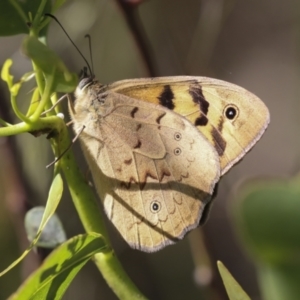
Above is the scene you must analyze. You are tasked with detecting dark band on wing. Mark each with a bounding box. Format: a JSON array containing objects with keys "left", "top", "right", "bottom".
[
  {"left": 189, "top": 84, "right": 209, "bottom": 114},
  {"left": 211, "top": 127, "right": 226, "bottom": 156},
  {"left": 158, "top": 85, "right": 175, "bottom": 110},
  {"left": 195, "top": 115, "right": 208, "bottom": 126},
  {"left": 217, "top": 116, "right": 224, "bottom": 132},
  {"left": 189, "top": 83, "right": 209, "bottom": 126}
]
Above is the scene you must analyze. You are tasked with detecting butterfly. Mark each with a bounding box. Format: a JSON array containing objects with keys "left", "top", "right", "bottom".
[{"left": 69, "top": 76, "right": 270, "bottom": 252}]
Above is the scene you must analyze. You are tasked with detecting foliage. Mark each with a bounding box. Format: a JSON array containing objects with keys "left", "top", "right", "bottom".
[{"left": 9, "top": 233, "right": 106, "bottom": 300}]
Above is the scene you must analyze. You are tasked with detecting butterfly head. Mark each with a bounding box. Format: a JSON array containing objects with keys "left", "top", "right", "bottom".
[{"left": 71, "top": 75, "right": 115, "bottom": 124}]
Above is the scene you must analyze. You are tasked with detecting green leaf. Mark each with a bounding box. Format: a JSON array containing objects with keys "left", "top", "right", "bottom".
[
  {"left": 0, "top": 0, "right": 52, "bottom": 36},
  {"left": 9, "top": 233, "right": 106, "bottom": 300},
  {"left": 1, "top": 59, "right": 14, "bottom": 88},
  {"left": 22, "top": 36, "right": 78, "bottom": 93},
  {"left": 232, "top": 177, "right": 300, "bottom": 265},
  {"left": 25, "top": 206, "right": 67, "bottom": 248},
  {"left": 231, "top": 177, "right": 300, "bottom": 300},
  {"left": 2, "top": 59, "right": 34, "bottom": 122},
  {"left": 2, "top": 59, "right": 35, "bottom": 97},
  {"left": 217, "top": 261, "right": 251, "bottom": 300},
  {"left": 0, "top": 173, "right": 63, "bottom": 277},
  {"left": 257, "top": 263, "right": 300, "bottom": 300}
]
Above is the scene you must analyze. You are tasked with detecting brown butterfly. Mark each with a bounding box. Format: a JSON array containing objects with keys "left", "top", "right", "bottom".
[{"left": 69, "top": 76, "right": 269, "bottom": 252}]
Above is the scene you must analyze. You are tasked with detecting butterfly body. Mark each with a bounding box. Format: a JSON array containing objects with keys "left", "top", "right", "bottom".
[{"left": 70, "top": 76, "right": 269, "bottom": 252}]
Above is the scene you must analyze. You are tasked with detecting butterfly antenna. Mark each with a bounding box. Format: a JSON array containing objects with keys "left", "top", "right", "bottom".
[
  {"left": 84, "top": 34, "right": 94, "bottom": 76},
  {"left": 44, "top": 13, "right": 93, "bottom": 77},
  {"left": 41, "top": 94, "right": 68, "bottom": 116}
]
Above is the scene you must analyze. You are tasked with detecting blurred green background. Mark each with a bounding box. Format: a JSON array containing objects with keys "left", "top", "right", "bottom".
[{"left": 0, "top": 0, "right": 298, "bottom": 299}]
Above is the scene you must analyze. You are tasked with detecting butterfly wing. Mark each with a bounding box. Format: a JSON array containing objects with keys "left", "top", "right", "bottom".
[
  {"left": 71, "top": 87, "right": 220, "bottom": 252},
  {"left": 105, "top": 76, "right": 270, "bottom": 175}
]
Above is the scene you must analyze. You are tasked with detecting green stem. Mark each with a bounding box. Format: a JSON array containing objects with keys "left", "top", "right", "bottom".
[
  {"left": 38, "top": 14, "right": 51, "bottom": 33},
  {"left": 31, "top": 71, "right": 55, "bottom": 121},
  {"left": 32, "top": 0, "right": 48, "bottom": 29},
  {"left": 94, "top": 251, "right": 147, "bottom": 300},
  {"left": 10, "top": 93, "right": 30, "bottom": 123},
  {"left": 50, "top": 93, "right": 60, "bottom": 115},
  {"left": 0, "top": 115, "right": 63, "bottom": 137}
]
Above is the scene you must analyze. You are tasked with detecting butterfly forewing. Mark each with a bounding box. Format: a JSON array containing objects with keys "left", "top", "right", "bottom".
[{"left": 105, "top": 76, "right": 270, "bottom": 175}]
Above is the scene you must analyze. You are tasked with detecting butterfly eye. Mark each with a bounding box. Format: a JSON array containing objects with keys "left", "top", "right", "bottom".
[
  {"left": 174, "top": 148, "right": 181, "bottom": 155},
  {"left": 150, "top": 201, "right": 161, "bottom": 213},
  {"left": 174, "top": 132, "right": 182, "bottom": 141},
  {"left": 224, "top": 105, "right": 239, "bottom": 121}
]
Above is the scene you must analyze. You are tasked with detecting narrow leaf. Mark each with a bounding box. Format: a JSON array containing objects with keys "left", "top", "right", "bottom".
[
  {"left": 0, "top": 173, "right": 63, "bottom": 276},
  {"left": 217, "top": 261, "right": 251, "bottom": 300},
  {"left": 9, "top": 233, "right": 106, "bottom": 300},
  {"left": 1, "top": 59, "right": 14, "bottom": 88}
]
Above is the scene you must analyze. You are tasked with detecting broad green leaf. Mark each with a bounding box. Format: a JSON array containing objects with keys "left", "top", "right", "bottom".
[
  {"left": 217, "top": 261, "right": 251, "bottom": 300},
  {"left": 0, "top": 0, "right": 52, "bottom": 36},
  {"left": 9, "top": 233, "right": 106, "bottom": 300},
  {"left": 257, "top": 263, "right": 300, "bottom": 300},
  {"left": 231, "top": 177, "right": 300, "bottom": 300},
  {"left": 232, "top": 177, "right": 300, "bottom": 265},
  {"left": 25, "top": 206, "right": 67, "bottom": 248},
  {"left": 22, "top": 36, "right": 78, "bottom": 93},
  {"left": 0, "top": 173, "right": 63, "bottom": 276}
]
